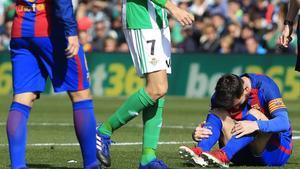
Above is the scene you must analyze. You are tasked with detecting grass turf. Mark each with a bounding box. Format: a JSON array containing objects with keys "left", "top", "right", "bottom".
[{"left": 0, "top": 95, "right": 299, "bottom": 169}]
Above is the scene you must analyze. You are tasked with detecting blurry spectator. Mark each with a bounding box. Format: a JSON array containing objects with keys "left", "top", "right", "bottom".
[
  {"left": 118, "top": 42, "right": 129, "bottom": 53},
  {"left": 189, "top": 0, "right": 208, "bottom": 16},
  {"left": 207, "top": 0, "right": 228, "bottom": 17},
  {"left": 240, "top": 0, "right": 253, "bottom": 13},
  {"left": 79, "top": 30, "right": 93, "bottom": 52},
  {"left": 199, "top": 24, "right": 220, "bottom": 52},
  {"left": 251, "top": 13, "right": 268, "bottom": 39},
  {"left": 77, "top": 17, "right": 93, "bottom": 52},
  {"left": 241, "top": 12, "right": 251, "bottom": 26},
  {"left": 219, "top": 35, "right": 234, "bottom": 54},
  {"left": 111, "top": 14, "right": 125, "bottom": 44},
  {"left": 104, "top": 37, "right": 117, "bottom": 53},
  {"left": 0, "top": 19, "right": 12, "bottom": 51},
  {"left": 178, "top": 26, "right": 198, "bottom": 52},
  {"left": 92, "top": 20, "right": 108, "bottom": 52},
  {"left": 263, "top": 24, "right": 281, "bottom": 53},
  {"left": 245, "top": 36, "right": 267, "bottom": 55},
  {"left": 227, "top": 22, "right": 241, "bottom": 39},
  {"left": 211, "top": 13, "right": 226, "bottom": 37},
  {"left": 77, "top": 0, "right": 110, "bottom": 23},
  {"left": 241, "top": 25, "right": 255, "bottom": 40},
  {"left": 170, "top": 18, "right": 184, "bottom": 47},
  {"left": 227, "top": 0, "right": 243, "bottom": 23}
]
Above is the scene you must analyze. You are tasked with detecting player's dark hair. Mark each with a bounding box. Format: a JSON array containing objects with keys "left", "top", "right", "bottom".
[{"left": 214, "top": 74, "right": 244, "bottom": 110}]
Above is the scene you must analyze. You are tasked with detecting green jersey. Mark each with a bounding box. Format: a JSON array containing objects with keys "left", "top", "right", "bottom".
[{"left": 122, "top": 0, "right": 169, "bottom": 29}]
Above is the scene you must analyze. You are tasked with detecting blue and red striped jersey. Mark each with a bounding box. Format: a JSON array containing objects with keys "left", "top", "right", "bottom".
[
  {"left": 211, "top": 73, "right": 287, "bottom": 120},
  {"left": 12, "top": 0, "right": 77, "bottom": 38}
]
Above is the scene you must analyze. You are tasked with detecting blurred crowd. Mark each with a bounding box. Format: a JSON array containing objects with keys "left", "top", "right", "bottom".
[{"left": 0, "top": 0, "right": 297, "bottom": 54}]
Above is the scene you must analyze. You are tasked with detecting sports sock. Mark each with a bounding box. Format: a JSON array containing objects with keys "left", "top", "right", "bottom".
[
  {"left": 197, "top": 113, "right": 222, "bottom": 151},
  {"left": 6, "top": 102, "right": 31, "bottom": 169},
  {"left": 141, "top": 148, "right": 156, "bottom": 165},
  {"left": 72, "top": 100, "right": 98, "bottom": 168},
  {"left": 141, "top": 98, "right": 165, "bottom": 165},
  {"left": 222, "top": 114, "right": 258, "bottom": 160},
  {"left": 99, "top": 88, "right": 155, "bottom": 136}
]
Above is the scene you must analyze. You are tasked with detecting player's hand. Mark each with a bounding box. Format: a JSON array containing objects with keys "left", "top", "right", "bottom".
[
  {"left": 231, "top": 120, "right": 259, "bottom": 138},
  {"left": 192, "top": 121, "right": 212, "bottom": 142},
  {"left": 66, "top": 36, "right": 80, "bottom": 58},
  {"left": 279, "top": 24, "right": 293, "bottom": 48},
  {"left": 165, "top": 1, "right": 194, "bottom": 26}
]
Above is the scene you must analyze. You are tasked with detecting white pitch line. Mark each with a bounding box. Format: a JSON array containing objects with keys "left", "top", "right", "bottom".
[
  {"left": 1, "top": 122, "right": 300, "bottom": 133},
  {"left": 0, "top": 137, "right": 300, "bottom": 147},
  {"left": 0, "top": 141, "right": 195, "bottom": 147},
  {"left": 1, "top": 137, "right": 300, "bottom": 147}
]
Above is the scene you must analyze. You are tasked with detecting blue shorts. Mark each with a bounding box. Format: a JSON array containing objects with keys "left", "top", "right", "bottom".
[
  {"left": 231, "top": 131, "right": 292, "bottom": 166},
  {"left": 10, "top": 37, "right": 90, "bottom": 94}
]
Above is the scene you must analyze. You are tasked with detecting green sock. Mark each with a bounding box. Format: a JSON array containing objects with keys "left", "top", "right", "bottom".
[
  {"left": 141, "top": 98, "right": 165, "bottom": 165},
  {"left": 99, "top": 88, "right": 155, "bottom": 136},
  {"left": 141, "top": 148, "right": 156, "bottom": 165}
]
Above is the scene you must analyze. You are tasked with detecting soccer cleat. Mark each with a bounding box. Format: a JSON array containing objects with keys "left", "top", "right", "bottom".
[
  {"left": 201, "top": 149, "right": 230, "bottom": 168},
  {"left": 139, "top": 159, "right": 168, "bottom": 169},
  {"left": 178, "top": 146, "right": 207, "bottom": 167},
  {"left": 96, "top": 126, "right": 112, "bottom": 167}
]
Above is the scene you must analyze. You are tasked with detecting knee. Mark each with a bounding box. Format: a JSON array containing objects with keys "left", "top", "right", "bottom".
[
  {"left": 13, "top": 92, "right": 38, "bottom": 106},
  {"left": 69, "top": 89, "right": 92, "bottom": 102},
  {"left": 146, "top": 84, "right": 168, "bottom": 100}
]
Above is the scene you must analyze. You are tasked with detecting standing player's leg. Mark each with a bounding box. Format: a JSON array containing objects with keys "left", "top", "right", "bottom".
[
  {"left": 140, "top": 70, "right": 168, "bottom": 168},
  {"left": 61, "top": 47, "right": 99, "bottom": 169},
  {"left": 7, "top": 38, "right": 47, "bottom": 169},
  {"left": 68, "top": 89, "right": 99, "bottom": 169},
  {"left": 34, "top": 37, "right": 99, "bottom": 169},
  {"left": 133, "top": 28, "right": 170, "bottom": 169},
  {"left": 96, "top": 28, "right": 170, "bottom": 168}
]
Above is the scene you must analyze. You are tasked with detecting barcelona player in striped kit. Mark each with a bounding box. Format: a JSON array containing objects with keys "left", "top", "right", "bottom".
[
  {"left": 7, "top": 0, "right": 100, "bottom": 168},
  {"left": 179, "top": 74, "right": 292, "bottom": 167}
]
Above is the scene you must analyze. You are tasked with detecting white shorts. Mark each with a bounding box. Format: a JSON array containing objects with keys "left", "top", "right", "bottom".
[{"left": 123, "top": 27, "right": 171, "bottom": 77}]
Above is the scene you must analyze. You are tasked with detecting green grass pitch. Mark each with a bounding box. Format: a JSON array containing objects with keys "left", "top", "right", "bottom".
[{"left": 0, "top": 95, "right": 299, "bottom": 169}]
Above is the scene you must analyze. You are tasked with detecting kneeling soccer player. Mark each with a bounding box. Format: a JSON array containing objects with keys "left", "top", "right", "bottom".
[{"left": 179, "top": 73, "right": 292, "bottom": 167}]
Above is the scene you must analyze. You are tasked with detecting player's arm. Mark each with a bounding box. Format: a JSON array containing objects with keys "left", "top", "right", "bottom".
[
  {"left": 279, "top": 0, "right": 300, "bottom": 47},
  {"left": 232, "top": 107, "right": 289, "bottom": 138},
  {"left": 257, "top": 76, "right": 290, "bottom": 132},
  {"left": 152, "top": 0, "right": 194, "bottom": 26},
  {"left": 256, "top": 108, "right": 289, "bottom": 133},
  {"left": 286, "top": 0, "right": 300, "bottom": 23},
  {"left": 53, "top": 0, "right": 79, "bottom": 57}
]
